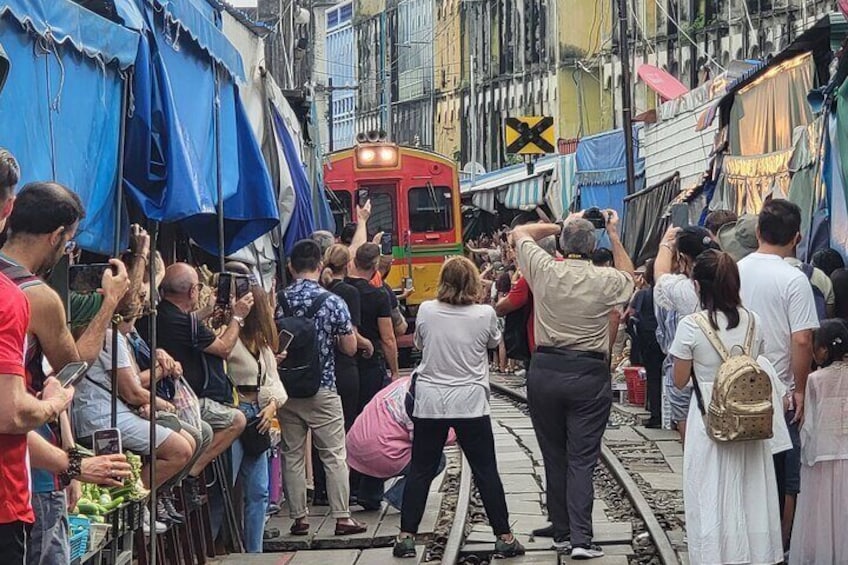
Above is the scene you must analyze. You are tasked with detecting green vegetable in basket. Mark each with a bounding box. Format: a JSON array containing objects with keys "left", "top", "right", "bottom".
[
  {"left": 98, "top": 493, "right": 111, "bottom": 506},
  {"left": 103, "top": 496, "right": 124, "bottom": 511},
  {"left": 76, "top": 502, "right": 101, "bottom": 516}
]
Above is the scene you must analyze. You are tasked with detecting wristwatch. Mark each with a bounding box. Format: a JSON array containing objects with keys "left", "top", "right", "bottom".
[
  {"left": 58, "top": 447, "right": 83, "bottom": 489},
  {"left": 233, "top": 315, "right": 245, "bottom": 327}
]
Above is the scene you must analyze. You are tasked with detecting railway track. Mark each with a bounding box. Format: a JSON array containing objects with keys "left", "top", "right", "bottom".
[{"left": 452, "top": 376, "right": 682, "bottom": 565}]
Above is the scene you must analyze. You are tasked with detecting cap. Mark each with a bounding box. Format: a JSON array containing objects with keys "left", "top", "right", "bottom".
[{"left": 716, "top": 214, "right": 759, "bottom": 261}]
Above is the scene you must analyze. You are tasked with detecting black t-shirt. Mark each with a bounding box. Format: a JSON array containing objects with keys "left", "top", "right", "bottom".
[
  {"left": 381, "top": 282, "right": 399, "bottom": 310},
  {"left": 346, "top": 277, "right": 391, "bottom": 367},
  {"left": 327, "top": 279, "right": 360, "bottom": 374},
  {"left": 156, "top": 300, "right": 233, "bottom": 405}
]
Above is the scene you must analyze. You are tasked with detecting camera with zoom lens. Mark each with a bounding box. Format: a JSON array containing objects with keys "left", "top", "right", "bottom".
[{"left": 582, "top": 207, "right": 607, "bottom": 230}]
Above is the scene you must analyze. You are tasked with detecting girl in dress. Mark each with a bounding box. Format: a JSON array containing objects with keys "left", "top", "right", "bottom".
[
  {"left": 790, "top": 319, "right": 848, "bottom": 564},
  {"left": 669, "top": 250, "right": 783, "bottom": 565}
]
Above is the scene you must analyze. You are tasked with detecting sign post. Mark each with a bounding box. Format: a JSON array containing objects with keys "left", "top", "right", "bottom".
[{"left": 504, "top": 116, "right": 556, "bottom": 175}]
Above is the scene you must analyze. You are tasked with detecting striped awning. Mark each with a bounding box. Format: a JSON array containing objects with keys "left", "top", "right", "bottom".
[
  {"left": 504, "top": 177, "right": 545, "bottom": 211},
  {"left": 471, "top": 190, "right": 497, "bottom": 214}
]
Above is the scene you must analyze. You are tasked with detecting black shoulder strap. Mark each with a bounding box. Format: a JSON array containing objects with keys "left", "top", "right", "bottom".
[
  {"left": 690, "top": 367, "right": 707, "bottom": 416},
  {"left": 278, "top": 290, "right": 292, "bottom": 317},
  {"left": 306, "top": 292, "right": 331, "bottom": 319}
]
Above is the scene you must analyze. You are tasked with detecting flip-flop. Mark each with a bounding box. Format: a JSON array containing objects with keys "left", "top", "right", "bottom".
[
  {"left": 290, "top": 521, "right": 310, "bottom": 536},
  {"left": 335, "top": 519, "right": 367, "bottom": 536}
]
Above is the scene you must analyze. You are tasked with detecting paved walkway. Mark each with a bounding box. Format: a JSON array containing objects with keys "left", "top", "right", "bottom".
[{"left": 224, "top": 374, "right": 686, "bottom": 564}]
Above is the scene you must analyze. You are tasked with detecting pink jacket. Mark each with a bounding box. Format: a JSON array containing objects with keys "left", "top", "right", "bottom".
[{"left": 346, "top": 377, "right": 456, "bottom": 478}]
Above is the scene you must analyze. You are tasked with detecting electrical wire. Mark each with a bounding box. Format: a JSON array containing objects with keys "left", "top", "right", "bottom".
[{"left": 652, "top": 0, "right": 726, "bottom": 72}]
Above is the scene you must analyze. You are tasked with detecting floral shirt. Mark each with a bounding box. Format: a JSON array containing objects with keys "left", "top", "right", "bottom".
[{"left": 281, "top": 279, "right": 353, "bottom": 390}]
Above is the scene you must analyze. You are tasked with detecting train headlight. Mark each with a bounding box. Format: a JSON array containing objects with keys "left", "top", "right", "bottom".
[{"left": 356, "top": 144, "right": 399, "bottom": 168}]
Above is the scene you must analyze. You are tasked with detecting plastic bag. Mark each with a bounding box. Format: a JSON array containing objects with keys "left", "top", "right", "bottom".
[{"left": 172, "top": 379, "right": 202, "bottom": 431}]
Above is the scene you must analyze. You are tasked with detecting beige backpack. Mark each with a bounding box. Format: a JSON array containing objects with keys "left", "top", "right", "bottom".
[{"left": 691, "top": 311, "right": 773, "bottom": 442}]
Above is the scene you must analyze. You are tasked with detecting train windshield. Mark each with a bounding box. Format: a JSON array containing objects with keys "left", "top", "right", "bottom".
[
  {"left": 361, "top": 184, "right": 397, "bottom": 243},
  {"left": 409, "top": 185, "right": 452, "bottom": 232},
  {"left": 329, "top": 190, "right": 352, "bottom": 236}
]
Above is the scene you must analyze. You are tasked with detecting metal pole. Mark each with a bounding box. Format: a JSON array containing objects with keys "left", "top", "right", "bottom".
[
  {"left": 147, "top": 221, "right": 159, "bottom": 565},
  {"left": 382, "top": 10, "right": 392, "bottom": 140},
  {"left": 215, "top": 66, "right": 225, "bottom": 270},
  {"left": 469, "top": 2, "right": 477, "bottom": 185},
  {"left": 617, "top": 0, "right": 636, "bottom": 196},
  {"left": 110, "top": 75, "right": 129, "bottom": 428},
  {"left": 328, "top": 77, "right": 334, "bottom": 152}
]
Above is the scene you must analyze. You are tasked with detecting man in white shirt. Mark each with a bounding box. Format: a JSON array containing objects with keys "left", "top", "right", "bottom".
[{"left": 736, "top": 199, "right": 818, "bottom": 551}]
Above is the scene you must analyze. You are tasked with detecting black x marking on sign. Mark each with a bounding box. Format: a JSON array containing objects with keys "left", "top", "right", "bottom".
[{"left": 505, "top": 116, "right": 555, "bottom": 153}]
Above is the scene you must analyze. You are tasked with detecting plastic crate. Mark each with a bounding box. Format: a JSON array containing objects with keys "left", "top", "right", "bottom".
[
  {"left": 624, "top": 366, "right": 647, "bottom": 406},
  {"left": 69, "top": 516, "right": 90, "bottom": 561},
  {"left": 126, "top": 500, "right": 143, "bottom": 531}
]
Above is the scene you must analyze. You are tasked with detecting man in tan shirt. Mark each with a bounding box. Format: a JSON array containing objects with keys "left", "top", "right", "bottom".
[{"left": 511, "top": 211, "right": 634, "bottom": 559}]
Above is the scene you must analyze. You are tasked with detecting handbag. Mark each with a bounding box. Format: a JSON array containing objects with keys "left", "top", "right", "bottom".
[{"left": 239, "top": 349, "right": 272, "bottom": 456}]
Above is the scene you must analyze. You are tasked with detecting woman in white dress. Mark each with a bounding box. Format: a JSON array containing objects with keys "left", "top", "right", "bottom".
[
  {"left": 790, "top": 319, "right": 848, "bottom": 564},
  {"left": 669, "top": 249, "right": 783, "bottom": 565}
]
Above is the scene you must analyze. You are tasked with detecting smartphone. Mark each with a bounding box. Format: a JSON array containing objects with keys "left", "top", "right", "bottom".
[
  {"left": 56, "top": 361, "right": 89, "bottom": 388},
  {"left": 216, "top": 273, "right": 233, "bottom": 307},
  {"left": 357, "top": 188, "right": 370, "bottom": 207},
  {"left": 670, "top": 203, "right": 690, "bottom": 229},
  {"left": 93, "top": 428, "right": 122, "bottom": 456},
  {"left": 278, "top": 330, "right": 294, "bottom": 353},
  {"left": 68, "top": 264, "right": 113, "bottom": 294},
  {"left": 234, "top": 275, "right": 252, "bottom": 299},
  {"left": 380, "top": 232, "right": 393, "bottom": 255},
  {"left": 404, "top": 277, "right": 414, "bottom": 291}
]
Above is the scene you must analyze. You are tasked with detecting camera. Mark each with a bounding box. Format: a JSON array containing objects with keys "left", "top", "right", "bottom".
[{"left": 583, "top": 207, "right": 607, "bottom": 230}]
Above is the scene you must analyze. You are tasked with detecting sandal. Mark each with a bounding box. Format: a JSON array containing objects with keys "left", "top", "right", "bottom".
[
  {"left": 335, "top": 519, "right": 367, "bottom": 536},
  {"left": 290, "top": 521, "right": 310, "bottom": 536}
]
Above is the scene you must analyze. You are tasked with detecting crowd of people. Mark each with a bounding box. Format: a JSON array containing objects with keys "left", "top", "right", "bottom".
[{"left": 3, "top": 133, "right": 848, "bottom": 565}]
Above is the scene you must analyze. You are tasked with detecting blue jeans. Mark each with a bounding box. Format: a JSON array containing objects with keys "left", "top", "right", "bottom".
[
  {"left": 28, "top": 491, "right": 69, "bottom": 565},
  {"left": 359, "top": 454, "right": 446, "bottom": 511},
  {"left": 232, "top": 402, "right": 270, "bottom": 553}
]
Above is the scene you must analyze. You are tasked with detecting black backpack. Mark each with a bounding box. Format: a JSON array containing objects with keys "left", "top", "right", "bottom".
[
  {"left": 503, "top": 304, "right": 532, "bottom": 362},
  {"left": 276, "top": 291, "right": 332, "bottom": 398}
]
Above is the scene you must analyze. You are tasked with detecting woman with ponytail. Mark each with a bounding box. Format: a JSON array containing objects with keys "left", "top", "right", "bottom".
[{"left": 669, "top": 250, "right": 784, "bottom": 565}]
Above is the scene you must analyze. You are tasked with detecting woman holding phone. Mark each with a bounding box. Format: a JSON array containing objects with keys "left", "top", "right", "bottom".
[{"left": 226, "top": 266, "right": 288, "bottom": 552}]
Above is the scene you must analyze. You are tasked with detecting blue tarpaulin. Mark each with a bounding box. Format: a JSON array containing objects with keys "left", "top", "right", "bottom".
[
  {"left": 275, "top": 108, "right": 315, "bottom": 253},
  {"left": 0, "top": 1, "right": 140, "bottom": 254},
  {"left": 123, "top": 0, "right": 278, "bottom": 256},
  {"left": 575, "top": 128, "right": 645, "bottom": 218}
]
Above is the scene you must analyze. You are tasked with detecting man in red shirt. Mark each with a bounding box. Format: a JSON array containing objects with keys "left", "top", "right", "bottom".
[
  {"left": 0, "top": 150, "right": 74, "bottom": 564},
  {"left": 495, "top": 235, "right": 558, "bottom": 353}
]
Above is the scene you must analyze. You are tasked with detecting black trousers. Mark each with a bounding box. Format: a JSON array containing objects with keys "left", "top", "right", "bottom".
[
  {"left": 357, "top": 359, "right": 387, "bottom": 414},
  {"left": 527, "top": 349, "right": 612, "bottom": 546},
  {"left": 400, "top": 416, "right": 510, "bottom": 536},
  {"left": 641, "top": 339, "right": 664, "bottom": 424},
  {"left": 0, "top": 521, "right": 29, "bottom": 565},
  {"left": 314, "top": 365, "right": 360, "bottom": 498}
]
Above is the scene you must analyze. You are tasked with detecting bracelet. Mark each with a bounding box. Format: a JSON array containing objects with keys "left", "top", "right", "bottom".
[
  {"left": 58, "top": 447, "right": 83, "bottom": 489},
  {"left": 660, "top": 243, "right": 674, "bottom": 251},
  {"left": 232, "top": 315, "right": 245, "bottom": 327}
]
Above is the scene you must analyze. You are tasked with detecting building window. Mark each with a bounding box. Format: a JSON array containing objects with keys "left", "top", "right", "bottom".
[{"left": 408, "top": 186, "right": 453, "bottom": 232}]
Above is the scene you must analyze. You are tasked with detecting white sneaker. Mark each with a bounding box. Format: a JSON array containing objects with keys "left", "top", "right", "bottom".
[
  {"left": 570, "top": 544, "right": 605, "bottom": 559},
  {"left": 142, "top": 506, "right": 168, "bottom": 535}
]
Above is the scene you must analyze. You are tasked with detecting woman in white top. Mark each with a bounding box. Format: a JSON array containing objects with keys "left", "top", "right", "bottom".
[
  {"left": 669, "top": 249, "right": 783, "bottom": 565},
  {"left": 393, "top": 256, "right": 524, "bottom": 559}
]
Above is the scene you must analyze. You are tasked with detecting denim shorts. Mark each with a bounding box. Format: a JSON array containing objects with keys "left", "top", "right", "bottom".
[
  {"left": 28, "top": 491, "right": 69, "bottom": 565},
  {"left": 783, "top": 410, "right": 801, "bottom": 495}
]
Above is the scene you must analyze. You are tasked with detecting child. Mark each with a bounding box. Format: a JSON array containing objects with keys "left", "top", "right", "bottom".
[{"left": 789, "top": 319, "right": 848, "bottom": 564}]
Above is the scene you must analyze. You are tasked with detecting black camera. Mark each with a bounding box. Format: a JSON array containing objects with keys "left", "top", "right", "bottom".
[{"left": 583, "top": 207, "right": 607, "bottom": 230}]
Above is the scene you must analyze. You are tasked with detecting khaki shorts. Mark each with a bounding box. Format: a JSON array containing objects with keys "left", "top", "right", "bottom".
[{"left": 199, "top": 398, "right": 240, "bottom": 430}]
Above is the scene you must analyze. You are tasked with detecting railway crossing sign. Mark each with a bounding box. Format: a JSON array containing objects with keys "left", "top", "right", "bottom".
[{"left": 505, "top": 116, "right": 556, "bottom": 155}]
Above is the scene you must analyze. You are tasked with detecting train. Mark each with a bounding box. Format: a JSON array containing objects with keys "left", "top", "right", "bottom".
[{"left": 324, "top": 136, "right": 463, "bottom": 312}]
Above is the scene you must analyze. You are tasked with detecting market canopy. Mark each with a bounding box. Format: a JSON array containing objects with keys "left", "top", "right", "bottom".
[
  {"left": 122, "top": 0, "right": 278, "bottom": 256},
  {"left": 0, "top": 0, "right": 141, "bottom": 254}
]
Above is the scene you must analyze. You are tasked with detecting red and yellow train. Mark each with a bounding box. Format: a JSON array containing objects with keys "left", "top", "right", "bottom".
[{"left": 324, "top": 140, "right": 463, "bottom": 308}]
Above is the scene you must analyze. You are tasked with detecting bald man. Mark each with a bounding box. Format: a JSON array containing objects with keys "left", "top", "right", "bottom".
[{"left": 157, "top": 263, "right": 252, "bottom": 483}]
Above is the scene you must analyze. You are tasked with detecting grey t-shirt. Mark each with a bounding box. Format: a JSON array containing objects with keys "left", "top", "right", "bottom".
[{"left": 412, "top": 300, "right": 501, "bottom": 419}]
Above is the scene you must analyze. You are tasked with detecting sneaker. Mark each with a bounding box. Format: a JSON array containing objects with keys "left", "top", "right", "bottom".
[
  {"left": 161, "top": 497, "right": 185, "bottom": 523},
  {"left": 571, "top": 543, "right": 605, "bottom": 559},
  {"left": 552, "top": 536, "right": 571, "bottom": 552},
  {"left": 142, "top": 506, "right": 167, "bottom": 535},
  {"left": 531, "top": 524, "right": 555, "bottom": 538},
  {"left": 182, "top": 476, "right": 202, "bottom": 508},
  {"left": 392, "top": 535, "right": 416, "bottom": 558},
  {"left": 494, "top": 536, "right": 526, "bottom": 558}
]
